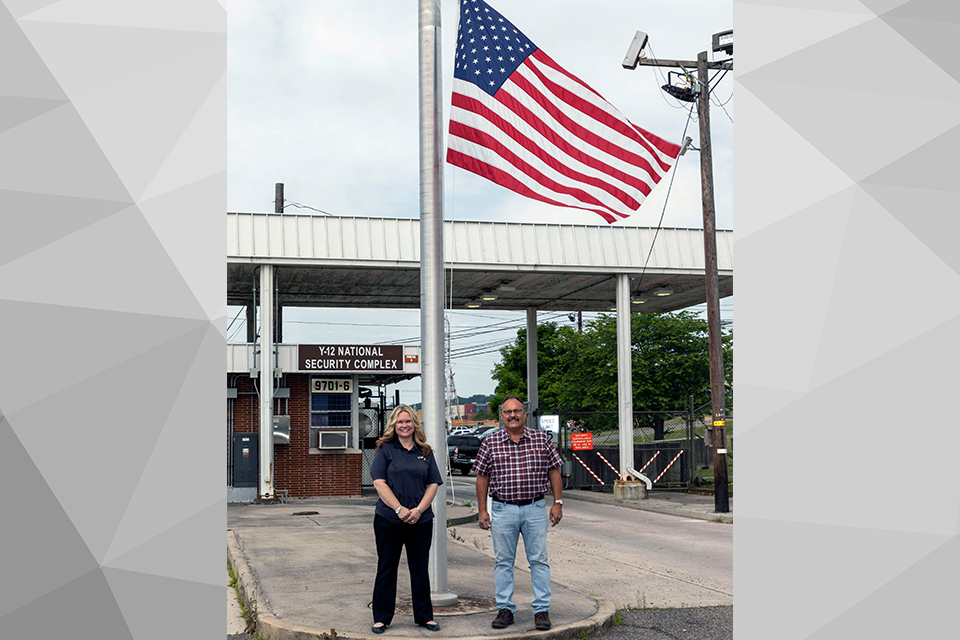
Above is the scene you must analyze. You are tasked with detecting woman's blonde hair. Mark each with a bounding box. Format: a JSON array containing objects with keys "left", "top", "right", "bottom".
[{"left": 376, "top": 404, "right": 433, "bottom": 456}]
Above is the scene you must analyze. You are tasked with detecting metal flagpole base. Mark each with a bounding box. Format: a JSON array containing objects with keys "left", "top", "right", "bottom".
[{"left": 431, "top": 592, "right": 459, "bottom": 607}]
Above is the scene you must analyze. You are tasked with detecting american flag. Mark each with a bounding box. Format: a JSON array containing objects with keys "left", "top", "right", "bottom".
[{"left": 446, "top": 0, "right": 682, "bottom": 224}]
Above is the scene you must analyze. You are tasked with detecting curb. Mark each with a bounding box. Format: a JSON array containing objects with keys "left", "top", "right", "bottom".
[
  {"left": 227, "top": 530, "right": 271, "bottom": 636},
  {"left": 345, "top": 598, "right": 619, "bottom": 640},
  {"left": 561, "top": 492, "right": 733, "bottom": 524},
  {"left": 447, "top": 511, "right": 480, "bottom": 527}
]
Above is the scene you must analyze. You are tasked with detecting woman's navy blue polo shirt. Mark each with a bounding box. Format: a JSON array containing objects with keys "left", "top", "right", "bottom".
[{"left": 371, "top": 440, "right": 443, "bottom": 524}]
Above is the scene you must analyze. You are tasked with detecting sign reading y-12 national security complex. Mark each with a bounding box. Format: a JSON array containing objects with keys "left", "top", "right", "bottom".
[{"left": 298, "top": 345, "right": 405, "bottom": 373}]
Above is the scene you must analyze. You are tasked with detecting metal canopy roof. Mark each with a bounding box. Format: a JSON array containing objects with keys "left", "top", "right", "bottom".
[{"left": 227, "top": 213, "right": 732, "bottom": 312}]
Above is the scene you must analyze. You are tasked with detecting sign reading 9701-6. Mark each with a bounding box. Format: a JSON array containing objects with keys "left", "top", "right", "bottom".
[{"left": 312, "top": 378, "right": 352, "bottom": 393}]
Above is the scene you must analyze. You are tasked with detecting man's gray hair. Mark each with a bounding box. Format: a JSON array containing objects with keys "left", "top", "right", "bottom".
[{"left": 501, "top": 395, "right": 526, "bottom": 410}]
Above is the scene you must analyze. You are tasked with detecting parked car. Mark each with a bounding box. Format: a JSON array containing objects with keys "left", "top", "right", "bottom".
[
  {"left": 448, "top": 435, "right": 482, "bottom": 475},
  {"left": 471, "top": 425, "right": 500, "bottom": 439},
  {"left": 446, "top": 434, "right": 472, "bottom": 467},
  {"left": 448, "top": 425, "right": 472, "bottom": 436},
  {"left": 446, "top": 434, "right": 461, "bottom": 462}
]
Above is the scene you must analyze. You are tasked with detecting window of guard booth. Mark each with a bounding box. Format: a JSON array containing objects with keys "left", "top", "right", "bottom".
[{"left": 310, "top": 384, "right": 353, "bottom": 448}]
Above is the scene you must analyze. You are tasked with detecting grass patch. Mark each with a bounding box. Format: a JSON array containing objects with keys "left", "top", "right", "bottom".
[{"left": 228, "top": 558, "right": 260, "bottom": 637}]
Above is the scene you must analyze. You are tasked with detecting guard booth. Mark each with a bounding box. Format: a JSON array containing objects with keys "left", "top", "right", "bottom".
[{"left": 227, "top": 343, "right": 421, "bottom": 502}]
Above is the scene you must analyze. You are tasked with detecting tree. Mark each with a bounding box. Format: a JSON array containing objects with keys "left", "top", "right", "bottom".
[
  {"left": 490, "top": 322, "right": 580, "bottom": 414},
  {"left": 491, "top": 311, "right": 733, "bottom": 438}
]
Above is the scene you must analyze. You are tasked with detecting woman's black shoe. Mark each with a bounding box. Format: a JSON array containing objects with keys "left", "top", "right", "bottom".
[
  {"left": 372, "top": 623, "right": 387, "bottom": 634},
  {"left": 420, "top": 622, "right": 440, "bottom": 632}
]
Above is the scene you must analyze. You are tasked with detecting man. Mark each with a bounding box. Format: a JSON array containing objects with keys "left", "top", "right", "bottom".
[{"left": 473, "top": 395, "right": 564, "bottom": 630}]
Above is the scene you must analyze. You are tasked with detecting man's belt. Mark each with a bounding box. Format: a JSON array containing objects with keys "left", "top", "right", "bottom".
[{"left": 491, "top": 494, "right": 544, "bottom": 506}]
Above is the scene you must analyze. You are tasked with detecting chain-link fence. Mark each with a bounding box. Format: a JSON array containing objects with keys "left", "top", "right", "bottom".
[{"left": 552, "top": 399, "right": 732, "bottom": 491}]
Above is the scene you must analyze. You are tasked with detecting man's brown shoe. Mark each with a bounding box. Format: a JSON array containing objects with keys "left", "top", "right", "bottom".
[
  {"left": 534, "top": 611, "right": 552, "bottom": 630},
  {"left": 492, "top": 609, "right": 514, "bottom": 629}
]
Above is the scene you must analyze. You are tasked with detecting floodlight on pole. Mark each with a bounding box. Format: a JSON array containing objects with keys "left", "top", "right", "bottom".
[{"left": 661, "top": 71, "right": 697, "bottom": 103}]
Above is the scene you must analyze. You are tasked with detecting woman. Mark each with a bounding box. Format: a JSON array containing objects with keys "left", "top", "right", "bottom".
[{"left": 369, "top": 405, "right": 443, "bottom": 634}]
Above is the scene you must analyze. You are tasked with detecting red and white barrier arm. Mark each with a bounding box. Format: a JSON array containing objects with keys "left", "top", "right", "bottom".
[
  {"left": 653, "top": 451, "right": 683, "bottom": 484},
  {"left": 572, "top": 453, "right": 605, "bottom": 485},
  {"left": 638, "top": 451, "right": 660, "bottom": 474},
  {"left": 595, "top": 451, "right": 620, "bottom": 476}
]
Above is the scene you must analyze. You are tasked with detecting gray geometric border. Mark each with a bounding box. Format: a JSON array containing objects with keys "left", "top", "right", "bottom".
[
  {"left": 5, "top": 0, "right": 958, "bottom": 636},
  {"left": 736, "top": 0, "right": 960, "bottom": 637},
  {"left": 0, "top": 1, "right": 225, "bottom": 636}
]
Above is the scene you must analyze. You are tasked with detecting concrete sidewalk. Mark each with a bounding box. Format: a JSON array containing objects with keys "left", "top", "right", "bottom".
[{"left": 227, "top": 490, "right": 730, "bottom": 640}]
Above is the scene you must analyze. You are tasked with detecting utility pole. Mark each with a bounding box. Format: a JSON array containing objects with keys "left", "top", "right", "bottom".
[
  {"left": 697, "top": 52, "right": 729, "bottom": 514},
  {"left": 627, "top": 46, "right": 732, "bottom": 513}
]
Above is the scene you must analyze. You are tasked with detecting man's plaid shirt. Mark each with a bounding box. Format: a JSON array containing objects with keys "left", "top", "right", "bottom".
[{"left": 472, "top": 427, "right": 563, "bottom": 502}]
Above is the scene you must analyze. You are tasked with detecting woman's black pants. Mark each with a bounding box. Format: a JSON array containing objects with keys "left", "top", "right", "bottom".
[{"left": 372, "top": 515, "right": 434, "bottom": 625}]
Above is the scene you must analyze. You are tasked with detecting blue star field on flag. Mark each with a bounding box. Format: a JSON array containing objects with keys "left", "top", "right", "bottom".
[{"left": 453, "top": 0, "right": 537, "bottom": 96}]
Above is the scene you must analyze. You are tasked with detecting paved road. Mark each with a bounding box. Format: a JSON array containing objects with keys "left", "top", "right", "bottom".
[
  {"left": 597, "top": 606, "right": 733, "bottom": 640},
  {"left": 443, "top": 476, "right": 732, "bottom": 611}
]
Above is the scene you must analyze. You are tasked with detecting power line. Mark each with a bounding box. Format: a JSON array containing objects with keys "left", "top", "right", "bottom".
[
  {"left": 634, "top": 101, "right": 697, "bottom": 297},
  {"left": 286, "top": 320, "right": 421, "bottom": 328}
]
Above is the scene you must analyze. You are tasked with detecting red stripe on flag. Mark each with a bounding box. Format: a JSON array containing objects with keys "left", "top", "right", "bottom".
[
  {"left": 483, "top": 88, "right": 654, "bottom": 197},
  {"left": 490, "top": 89, "right": 654, "bottom": 197},
  {"left": 449, "top": 121, "right": 627, "bottom": 218},
  {"left": 447, "top": 149, "right": 619, "bottom": 223},
  {"left": 529, "top": 49, "right": 605, "bottom": 100},
  {"left": 531, "top": 50, "right": 682, "bottom": 159},
  {"left": 520, "top": 56, "right": 675, "bottom": 174},
  {"left": 508, "top": 72, "right": 662, "bottom": 183},
  {"left": 451, "top": 93, "right": 642, "bottom": 209}
]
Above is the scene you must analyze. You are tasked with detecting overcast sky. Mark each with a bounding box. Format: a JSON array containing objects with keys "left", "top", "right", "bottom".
[{"left": 227, "top": 0, "right": 733, "bottom": 399}]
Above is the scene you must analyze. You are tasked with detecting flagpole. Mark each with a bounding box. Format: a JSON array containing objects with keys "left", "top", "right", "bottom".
[{"left": 419, "top": 0, "right": 457, "bottom": 607}]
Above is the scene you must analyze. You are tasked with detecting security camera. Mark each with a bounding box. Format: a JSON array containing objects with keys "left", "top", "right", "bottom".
[{"left": 622, "top": 31, "right": 648, "bottom": 69}]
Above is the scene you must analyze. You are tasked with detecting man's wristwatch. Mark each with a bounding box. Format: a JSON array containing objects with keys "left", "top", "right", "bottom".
[
  {"left": 554, "top": 499, "right": 563, "bottom": 505},
  {"left": 395, "top": 505, "right": 403, "bottom": 514}
]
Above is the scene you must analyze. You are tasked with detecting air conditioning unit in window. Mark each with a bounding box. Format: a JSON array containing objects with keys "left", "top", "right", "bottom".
[{"left": 318, "top": 430, "right": 349, "bottom": 449}]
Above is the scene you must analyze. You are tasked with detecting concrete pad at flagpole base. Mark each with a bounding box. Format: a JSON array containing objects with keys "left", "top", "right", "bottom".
[{"left": 431, "top": 591, "right": 459, "bottom": 607}]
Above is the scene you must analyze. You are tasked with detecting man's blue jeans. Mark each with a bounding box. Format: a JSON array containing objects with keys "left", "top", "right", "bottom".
[{"left": 490, "top": 498, "right": 551, "bottom": 613}]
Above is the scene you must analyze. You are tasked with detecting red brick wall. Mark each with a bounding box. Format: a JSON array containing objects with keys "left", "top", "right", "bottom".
[{"left": 229, "top": 374, "right": 362, "bottom": 497}]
